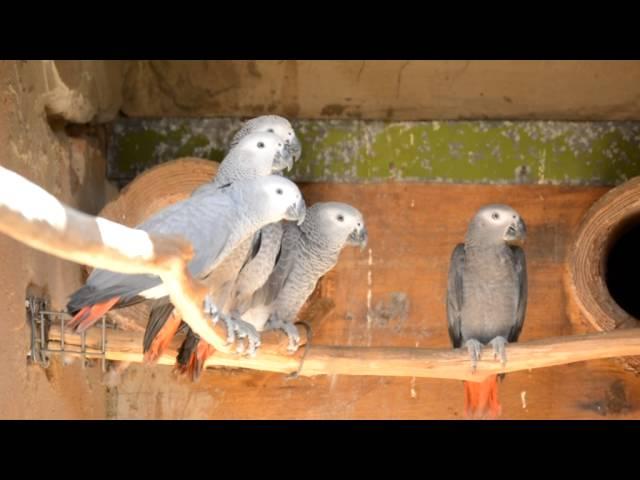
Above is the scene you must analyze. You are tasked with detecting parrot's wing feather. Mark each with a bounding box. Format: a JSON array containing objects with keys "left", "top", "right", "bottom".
[
  {"left": 136, "top": 191, "right": 236, "bottom": 279},
  {"left": 252, "top": 223, "right": 301, "bottom": 307},
  {"left": 508, "top": 246, "right": 528, "bottom": 342},
  {"left": 248, "top": 230, "right": 263, "bottom": 263},
  {"left": 77, "top": 190, "right": 236, "bottom": 306},
  {"left": 446, "top": 243, "right": 465, "bottom": 349}
]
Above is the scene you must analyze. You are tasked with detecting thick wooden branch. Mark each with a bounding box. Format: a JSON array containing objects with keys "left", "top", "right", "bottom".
[
  {"left": 0, "top": 166, "right": 230, "bottom": 352},
  {"left": 47, "top": 324, "right": 640, "bottom": 382}
]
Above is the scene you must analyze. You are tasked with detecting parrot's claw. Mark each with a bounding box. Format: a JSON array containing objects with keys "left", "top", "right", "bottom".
[
  {"left": 266, "top": 317, "right": 300, "bottom": 352},
  {"left": 203, "top": 297, "right": 235, "bottom": 345},
  {"left": 490, "top": 336, "right": 508, "bottom": 366},
  {"left": 218, "top": 314, "right": 237, "bottom": 345},
  {"left": 230, "top": 317, "right": 261, "bottom": 356},
  {"left": 465, "top": 339, "right": 483, "bottom": 373},
  {"left": 203, "top": 296, "right": 220, "bottom": 321}
]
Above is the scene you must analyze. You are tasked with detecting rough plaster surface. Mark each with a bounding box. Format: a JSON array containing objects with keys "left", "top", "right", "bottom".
[{"left": 0, "top": 60, "right": 119, "bottom": 418}]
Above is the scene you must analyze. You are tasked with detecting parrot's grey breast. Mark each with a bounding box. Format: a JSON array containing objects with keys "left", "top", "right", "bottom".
[
  {"left": 270, "top": 239, "right": 340, "bottom": 318},
  {"left": 460, "top": 247, "right": 520, "bottom": 344}
]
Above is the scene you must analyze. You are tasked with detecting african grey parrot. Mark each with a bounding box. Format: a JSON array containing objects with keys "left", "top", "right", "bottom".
[
  {"left": 241, "top": 202, "right": 368, "bottom": 350},
  {"left": 227, "top": 116, "right": 304, "bottom": 314},
  {"left": 141, "top": 118, "right": 303, "bottom": 370},
  {"left": 446, "top": 204, "right": 527, "bottom": 419},
  {"left": 229, "top": 115, "right": 302, "bottom": 163},
  {"left": 173, "top": 202, "right": 367, "bottom": 380},
  {"left": 66, "top": 174, "right": 306, "bottom": 342}
]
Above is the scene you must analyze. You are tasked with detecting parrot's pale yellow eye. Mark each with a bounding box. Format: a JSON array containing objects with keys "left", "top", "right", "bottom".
[
  {"left": 276, "top": 188, "right": 283, "bottom": 195},
  {"left": 267, "top": 128, "right": 274, "bottom": 133},
  {"left": 337, "top": 214, "right": 344, "bottom": 222},
  {"left": 257, "top": 142, "right": 265, "bottom": 148},
  {"left": 492, "top": 212, "right": 500, "bottom": 220}
]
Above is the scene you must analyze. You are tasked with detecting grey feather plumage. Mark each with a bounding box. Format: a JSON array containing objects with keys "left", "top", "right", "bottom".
[
  {"left": 68, "top": 175, "right": 305, "bottom": 316},
  {"left": 446, "top": 204, "right": 528, "bottom": 348},
  {"left": 243, "top": 202, "right": 368, "bottom": 332}
]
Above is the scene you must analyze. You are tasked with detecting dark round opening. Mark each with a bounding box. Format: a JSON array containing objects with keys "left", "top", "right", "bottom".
[{"left": 605, "top": 215, "right": 640, "bottom": 320}]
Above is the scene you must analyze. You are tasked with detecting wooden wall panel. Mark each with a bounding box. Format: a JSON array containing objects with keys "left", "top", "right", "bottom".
[{"left": 112, "top": 183, "right": 640, "bottom": 419}]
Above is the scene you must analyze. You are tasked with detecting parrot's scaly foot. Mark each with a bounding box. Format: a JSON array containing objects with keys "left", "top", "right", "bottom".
[
  {"left": 217, "top": 314, "right": 237, "bottom": 345},
  {"left": 230, "top": 316, "right": 261, "bottom": 356},
  {"left": 265, "top": 317, "right": 300, "bottom": 352},
  {"left": 203, "top": 295, "right": 219, "bottom": 321},
  {"left": 465, "top": 339, "right": 483, "bottom": 373},
  {"left": 490, "top": 336, "right": 508, "bottom": 366},
  {"left": 204, "top": 296, "right": 234, "bottom": 345}
]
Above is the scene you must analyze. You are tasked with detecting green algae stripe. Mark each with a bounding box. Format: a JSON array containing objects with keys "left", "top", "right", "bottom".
[{"left": 108, "top": 118, "right": 640, "bottom": 186}]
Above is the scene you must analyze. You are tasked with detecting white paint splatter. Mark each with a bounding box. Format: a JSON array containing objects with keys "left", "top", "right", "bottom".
[
  {"left": 520, "top": 391, "right": 527, "bottom": 409},
  {"left": 432, "top": 121, "right": 441, "bottom": 131},
  {"left": 410, "top": 377, "right": 417, "bottom": 399}
]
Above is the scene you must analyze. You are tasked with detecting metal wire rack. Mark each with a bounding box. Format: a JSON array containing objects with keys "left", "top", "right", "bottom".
[{"left": 26, "top": 295, "right": 117, "bottom": 372}]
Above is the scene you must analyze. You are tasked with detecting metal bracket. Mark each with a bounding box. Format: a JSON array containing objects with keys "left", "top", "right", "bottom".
[{"left": 26, "top": 295, "right": 114, "bottom": 372}]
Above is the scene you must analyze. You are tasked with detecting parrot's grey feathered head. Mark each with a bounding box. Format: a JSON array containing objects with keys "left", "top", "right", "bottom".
[
  {"left": 230, "top": 115, "right": 302, "bottom": 168},
  {"left": 227, "top": 131, "right": 293, "bottom": 175},
  {"left": 303, "top": 202, "right": 368, "bottom": 251},
  {"left": 466, "top": 204, "right": 527, "bottom": 247},
  {"left": 250, "top": 175, "right": 306, "bottom": 226}
]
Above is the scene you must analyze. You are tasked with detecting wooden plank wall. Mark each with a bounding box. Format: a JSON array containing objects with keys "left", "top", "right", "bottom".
[{"left": 112, "top": 182, "right": 640, "bottom": 419}]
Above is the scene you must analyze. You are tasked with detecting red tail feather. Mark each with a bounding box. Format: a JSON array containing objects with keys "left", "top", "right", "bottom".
[
  {"left": 144, "top": 312, "right": 181, "bottom": 365},
  {"left": 180, "top": 340, "right": 216, "bottom": 382},
  {"left": 68, "top": 297, "right": 120, "bottom": 332},
  {"left": 463, "top": 375, "right": 501, "bottom": 419},
  {"left": 193, "top": 341, "right": 215, "bottom": 378}
]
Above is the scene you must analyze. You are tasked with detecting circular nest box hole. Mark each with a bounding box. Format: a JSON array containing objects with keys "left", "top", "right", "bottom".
[
  {"left": 568, "top": 177, "right": 640, "bottom": 374},
  {"left": 605, "top": 214, "right": 640, "bottom": 320}
]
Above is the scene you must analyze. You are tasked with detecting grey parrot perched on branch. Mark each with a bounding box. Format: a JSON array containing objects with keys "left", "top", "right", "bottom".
[
  {"left": 142, "top": 116, "right": 304, "bottom": 373},
  {"left": 228, "top": 115, "right": 303, "bottom": 314},
  {"left": 173, "top": 202, "right": 367, "bottom": 381},
  {"left": 446, "top": 204, "right": 527, "bottom": 419},
  {"left": 229, "top": 115, "right": 302, "bottom": 163},
  {"left": 140, "top": 129, "right": 295, "bottom": 364},
  {"left": 242, "top": 201, "right": 368, "bottom": 349},
  {"left": 67, "top": 163, "right": 305, "bottom": 347}
]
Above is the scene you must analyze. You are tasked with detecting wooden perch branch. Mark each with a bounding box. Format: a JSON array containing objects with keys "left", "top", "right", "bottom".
[
  {"left": 0, "top": 166, "right": 230, "bottom": 352},
  {"left": 4, "top": 165, "right": 640, "bottom": 382},
  {"left": 47, "top": 324, "right": 640, "bottom": 382}
]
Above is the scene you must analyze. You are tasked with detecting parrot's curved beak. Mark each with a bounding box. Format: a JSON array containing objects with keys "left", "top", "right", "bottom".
[
  {"left": 273, "top": 147, "right": 293, "bottom": 173},
  {"left": 285, "top": 135, "right": 302, "bottom": 169},
  {"left": 286, "top": 196, "right": 307, "bottom": 225},
  {"left": 504, "top": 217, "right": 527, "bottom": 246},
  {"left": 349, "top": 224, "right": 368, "bottom": 251}
]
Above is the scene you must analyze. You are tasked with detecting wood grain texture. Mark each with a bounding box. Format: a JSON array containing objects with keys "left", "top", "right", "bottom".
[
  {"left": 49, "top": 324, "right": 640, "bottom": 382},
  {"left": 567, "top": 177, "right": 640, "bottom": 374},
  {"left": 109, "top": 180, "right": 640, "bottom": 419}
]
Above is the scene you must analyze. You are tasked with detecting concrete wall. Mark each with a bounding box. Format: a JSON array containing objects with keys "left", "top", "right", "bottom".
[{"left": 0, "top": 60, "right": 121, "bottom": 418}]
